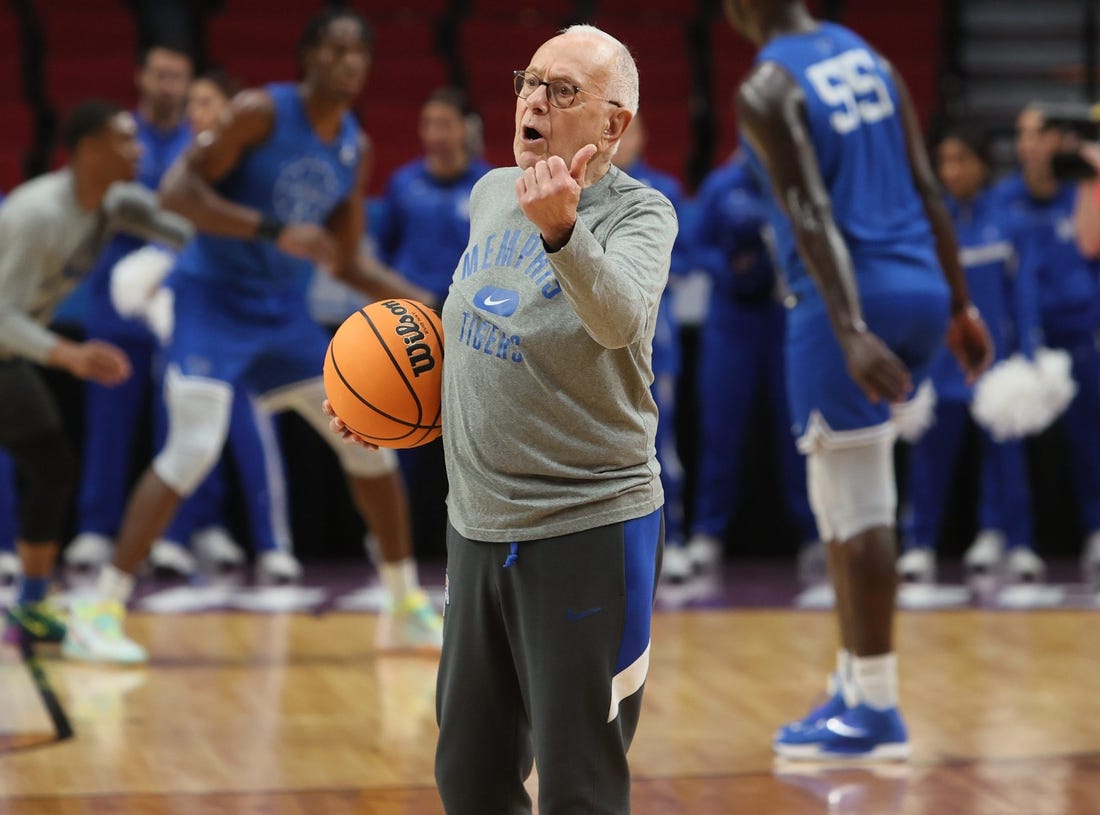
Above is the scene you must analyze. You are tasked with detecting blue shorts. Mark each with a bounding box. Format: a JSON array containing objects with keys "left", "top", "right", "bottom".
[
  {"left": 166, "top": 276, "right": 330, "bottom": 396},
  {"left": 786, "top": 286, "right": 949, "bottom": 451}
]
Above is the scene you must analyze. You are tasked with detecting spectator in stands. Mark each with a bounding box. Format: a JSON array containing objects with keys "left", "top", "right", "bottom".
[
  {"left": 372, "top": 87, "right": 492, "bottom": 554},
  {"left": 898, "top": 127, "right": 1041, "bottom": 583},
  {"left": 685, "top": 151, "right": 821, "bottom": 583},
  {"left": 993, "top": 104, "right": 1100, "bottom": 580}
]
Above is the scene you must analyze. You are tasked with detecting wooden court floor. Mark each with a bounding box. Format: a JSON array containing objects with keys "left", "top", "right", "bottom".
[{"left": 1, "top": 608, "right": 1098, "bottom": 814}]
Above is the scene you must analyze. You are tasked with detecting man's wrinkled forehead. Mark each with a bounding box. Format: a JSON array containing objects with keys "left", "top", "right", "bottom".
[{"left": 527, "top": 34, "right": 610, "bottom": 86}]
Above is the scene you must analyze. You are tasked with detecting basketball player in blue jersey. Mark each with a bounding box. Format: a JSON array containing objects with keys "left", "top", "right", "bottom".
[
  {"left": 724, "top": 0, "right": 991, "bottom": 760},
  {"left": 994, "top": 105, "right": 1100, "bottom": 580},
  {"left": 611, "top": 111, "right": 691, "bottom": 580},
  {"left": 898, "top": 128, "right": 1041, "bottom": 584},
  {"left": 65, "top": 8, "right": 442, "bottom": 663},
  {"left": 70, "top": 48, "right": 295, "bottom": 581},
  {"left": 687, "top": 152, "right": 820, "bottom": 580}
]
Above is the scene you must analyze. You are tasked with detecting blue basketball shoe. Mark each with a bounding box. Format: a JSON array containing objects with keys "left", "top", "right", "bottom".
[
  {"left": 774, "top": 703, "right": 910, "bottom": 761},
  {"left": 775, "top": 676, "right": 849, "bottom": 742}
]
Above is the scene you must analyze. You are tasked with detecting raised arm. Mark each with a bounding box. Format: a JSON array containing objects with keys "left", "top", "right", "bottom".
[
  {"left": 325, "top": 134, "right": 437, "bottom": 306},
  {"left": 737, "top": 63, "right": 910, "bottom": 403},
  {"left": 158, "top": 89, "right": 276, "bottom": 239}
]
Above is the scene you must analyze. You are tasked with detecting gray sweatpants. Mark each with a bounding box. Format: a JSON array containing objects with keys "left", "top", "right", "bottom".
[{"left": 435, "top": 509, "right": 664, "bottom": 815}]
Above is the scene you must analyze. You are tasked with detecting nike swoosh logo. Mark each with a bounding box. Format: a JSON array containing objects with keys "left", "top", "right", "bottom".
[
  {"left": 566, "top": 607, "right": 603, "bottom": 621},
  {"left": 825, "top": 717, "right": 867, "bottom": 738},
  {"left": 483, "top": 295, "right": 513, "bottom": 307}
]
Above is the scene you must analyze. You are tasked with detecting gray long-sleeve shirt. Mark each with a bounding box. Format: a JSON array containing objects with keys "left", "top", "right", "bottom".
[
  {"left": 0, "top": 169, "right": 192, "bottom": 362},
  {"left": 441, "top": 165, "right": 678, "bottom": 541}
]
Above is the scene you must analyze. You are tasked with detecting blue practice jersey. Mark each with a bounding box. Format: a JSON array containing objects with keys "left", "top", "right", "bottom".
[
  {"left": 175, "top": 83, "right": 362, "bottom": 295},
  {"left": 742, "top": 22, "right": 941, "bottom": 317},
  {"left": 693, "top": 154, "right": 776, "bottom": 302},
  {"left": 373, "top": 156, "right": 492, "bottom": 303},
  {"left": 994, "top": 172, "right": 1100, "bottom": 333},
  {"left": 928, "top": 188, "right": 1040, "bottom": 401}
]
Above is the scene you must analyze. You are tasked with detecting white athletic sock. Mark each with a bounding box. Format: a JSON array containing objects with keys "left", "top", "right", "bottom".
[
  {"left": 97, "top": 565, "right": 136, "bottom": 606},
  {"left": 852, "top": 652, "right": 899, "bottom": 710},
  {"left": 833, "top": 649, "right": 860, "bottom": 708},
  {"left": 379, "top": 558, "right": 420, "bottom": 605}
]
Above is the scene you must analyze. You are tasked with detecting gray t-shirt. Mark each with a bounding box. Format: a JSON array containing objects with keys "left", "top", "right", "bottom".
[
  {"left": 441, "top": 165, "right": 678, "bottom": 541},
  {"left": 0, "top": 169, "right": 192, "bottom": 362}
]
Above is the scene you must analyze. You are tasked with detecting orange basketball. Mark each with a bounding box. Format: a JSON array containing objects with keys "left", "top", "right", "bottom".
[{"left": 323, "top": 299, "right": 444, "bottom": 449}]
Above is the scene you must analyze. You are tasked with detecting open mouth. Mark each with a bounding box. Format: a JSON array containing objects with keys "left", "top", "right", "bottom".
[{"left": 522, "top": 125, "right": 544, "bottom": 142}]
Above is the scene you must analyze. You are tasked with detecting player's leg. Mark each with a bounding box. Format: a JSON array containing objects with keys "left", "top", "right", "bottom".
[
  {"left": 686, "top": 298, "right": 764, "bottom": 570},
  {"left": 773, "top": 289, "right": 947, "bottom": 761},
  {"left": 273, "top": 378, "right": 441, "bottom": 647},
  {"left": 435, "top": 524, "right": 535, "bottom": 814},
  {"left": 66, "top": 335, "right": 154, "bottom": 569},
  {"left": 0, "top": 362, "right": 77, "bottom": 646},
  {"left": 897, "top": 400, "right": 968, "bottom": 583},
  {"left": 64, "top": 363, "right": 235, "bottom": 663},
  {"left": 255, "top": 308, "right": 440, "bottom": 647},
  {"left": 151, "top": 458, "right": 226, "bottom": 578},
  {"left": 226, "top": 390, "right": 300, "bottom": 583}
]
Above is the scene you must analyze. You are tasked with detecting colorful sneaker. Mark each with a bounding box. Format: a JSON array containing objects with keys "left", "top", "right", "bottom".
[
  {"left": 375, "top": 589, "right": 444, "bottom": 652},
  {"left": 774, "top": 703, "right": 910, "bottom": 762},
  {"left": 775, "top": 681, "right": 849, "bottom": 742},
  {"left": 6, "top": 600, "right": 67, "bottom": 646},
  {"left": 62, "top": 599, "right": 147, "bottom": 664}
]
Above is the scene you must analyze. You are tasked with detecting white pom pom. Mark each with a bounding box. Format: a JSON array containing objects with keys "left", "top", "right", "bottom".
[
  {"left": 971, "top": 349, "right": 1077, "bottom": 440},
  {"left": 892, "top": 379, "right": 937, "bottom": 442},
  {"left": 145, "top": 288, "right": 175, "bottom": 346},
  {"left": 109, "top": 245, "right": 175, "bottom": 319}
]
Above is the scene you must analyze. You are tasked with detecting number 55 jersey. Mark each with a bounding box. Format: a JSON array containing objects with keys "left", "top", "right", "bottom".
[{"left": 742, "top": 22, "right": 950, "bottom": 446}]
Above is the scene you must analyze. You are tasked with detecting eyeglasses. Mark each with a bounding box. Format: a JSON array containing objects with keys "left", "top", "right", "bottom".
[{"left": 513, "top": 70, "right": 622, "bottom": 109}]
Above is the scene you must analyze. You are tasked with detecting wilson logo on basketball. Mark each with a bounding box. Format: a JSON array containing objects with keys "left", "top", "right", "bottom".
[{"left": 380, "top": 300, "right": 436, "bottom": 377}]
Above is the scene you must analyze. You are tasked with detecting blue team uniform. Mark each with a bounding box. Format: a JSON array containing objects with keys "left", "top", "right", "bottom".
[
  {"left": 743, "top": 23, "right": 950, "bottom": 450},
  {"left": 619, "top": 158, "right": 689, "bottom": 546},
  {"left": 75, "top": 112, "right": 285, "bottom": 556},
  {"left": 996, "top": 172, "right": 1100, "bottom": 533},
  {"left": 903, "top": 188, "right": 1038, "bottom": 552},
  {"left": 690, "top": 155, "right": 817, "bottom": 544},
  {"left": 170, "top": 83, "right": 360, "bottom": 395},
  {"left": 373, "top": 156, "right": 492, "bottom": 304}
]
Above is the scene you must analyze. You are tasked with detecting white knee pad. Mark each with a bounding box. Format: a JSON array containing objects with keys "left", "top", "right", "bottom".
[
  {"left": 261, "top": 378, "right": 398, "bottom": 478},
  {"left": 806, "top": 435, "right": 896, "bottom": 542},
  {"left": 153, "top": 367, "right": 234, "bottom": 496}
]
